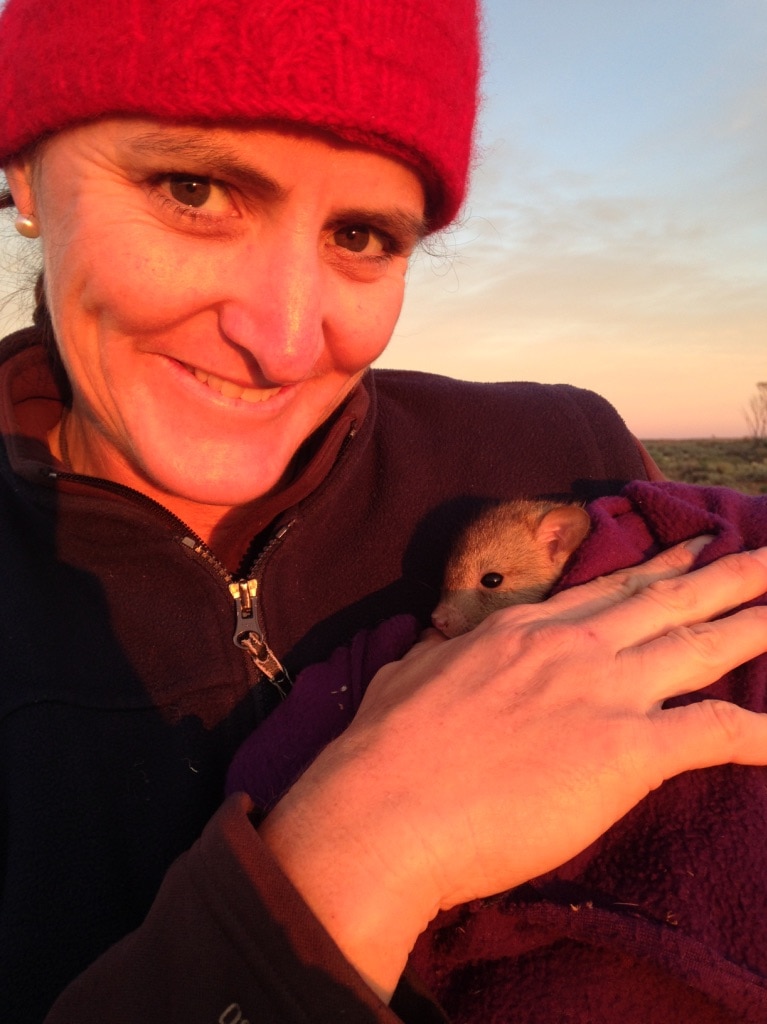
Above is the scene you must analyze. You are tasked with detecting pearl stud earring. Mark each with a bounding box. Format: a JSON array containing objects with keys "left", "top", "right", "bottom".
[{"left": 14, "top": 213, "right": 39, "bottom": 239}]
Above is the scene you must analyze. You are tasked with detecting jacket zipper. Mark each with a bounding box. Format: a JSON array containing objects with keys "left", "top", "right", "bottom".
[
  {"left": 45, "top": 466, "right": 292, "bottom": 690},
  {"left": 223, "top": 520, "right": 293, "bottom": 693},
  {"left": 229, "top": 579, "right": 289, "bottom": 695}
]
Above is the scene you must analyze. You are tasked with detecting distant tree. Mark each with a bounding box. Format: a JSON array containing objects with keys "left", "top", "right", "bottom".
[{"left": 744, "top": 382, "right": 767, "bottom": 441}]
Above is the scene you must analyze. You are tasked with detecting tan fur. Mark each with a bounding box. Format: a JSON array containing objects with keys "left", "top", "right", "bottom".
[{"left": 431, "top": 498, "right": 591, "bottom": 637}]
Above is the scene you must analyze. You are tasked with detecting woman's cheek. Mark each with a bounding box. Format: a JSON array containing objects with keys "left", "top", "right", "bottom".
[
  {"left": 87, "top": 244, "right": 217, "bottom": 333},
  {"left": 332, "top": 275, "right": 406, "bottom": 370}
]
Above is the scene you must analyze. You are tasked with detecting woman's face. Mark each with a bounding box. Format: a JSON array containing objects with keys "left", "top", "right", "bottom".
[{"left": 8, "top": 118, "right": 425, "bottom": 518}]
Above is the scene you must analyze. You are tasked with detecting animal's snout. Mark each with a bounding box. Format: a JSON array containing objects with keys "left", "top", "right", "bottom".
[{"left": 431, "top": 597, "right": 472, "bottom": 638}]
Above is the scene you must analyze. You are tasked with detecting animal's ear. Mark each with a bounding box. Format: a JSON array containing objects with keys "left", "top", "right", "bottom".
[{"left": 536, "top": 506, "right": 591, "bottom": 567}]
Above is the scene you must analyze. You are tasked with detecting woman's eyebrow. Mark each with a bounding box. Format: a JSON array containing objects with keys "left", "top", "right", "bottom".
[
  {"left": 124, "top": 129, "right": 287, "bottom": 200},
  {"left": 123, "top": 128, "right": 428, "bottom": 238}
]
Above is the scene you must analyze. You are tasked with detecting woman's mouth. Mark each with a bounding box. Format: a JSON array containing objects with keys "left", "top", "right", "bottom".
[{"left": 186, "top": 364, "right": 283, "bottom": 404}]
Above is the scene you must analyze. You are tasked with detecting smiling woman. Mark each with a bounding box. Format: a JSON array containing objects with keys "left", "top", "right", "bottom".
[
  {"left": 2, "top": 2, "right": 767, "bottom": 1024},
  {"left": 5, "top": 121, "right": 426, "bottom": 560}
]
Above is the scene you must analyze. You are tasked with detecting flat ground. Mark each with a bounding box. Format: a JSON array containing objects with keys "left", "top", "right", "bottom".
[{"left": 642, "top": 438, "right": 767, "bottom": 494}]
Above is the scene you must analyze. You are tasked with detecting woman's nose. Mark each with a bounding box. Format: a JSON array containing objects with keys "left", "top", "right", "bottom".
[{"left": 218, "top": 232, "right": 326, "bottom": 385}]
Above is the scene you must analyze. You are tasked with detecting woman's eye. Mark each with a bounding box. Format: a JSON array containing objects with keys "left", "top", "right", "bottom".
[
  {"left": 157, "top": 174, "right": 234, "bottom": 217},
  {"left": 168, "top": 176, "right": 213, "bottom": 209},
  {"left": 333, "top": 226, "right": 382, "bottom": 255}
]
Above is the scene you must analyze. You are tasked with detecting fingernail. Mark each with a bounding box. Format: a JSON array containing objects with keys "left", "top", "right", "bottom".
[{"left": 685, "top": 534, "right": 714, "bottom": 555}]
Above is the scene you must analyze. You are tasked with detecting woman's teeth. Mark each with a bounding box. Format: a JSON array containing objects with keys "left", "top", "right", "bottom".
[{"left": 192, "top": 367, "right": 279, "bottom": 404}]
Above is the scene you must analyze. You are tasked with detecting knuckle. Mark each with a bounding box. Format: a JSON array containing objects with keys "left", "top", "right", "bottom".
[
  {"left": 515, "top": 617, "right": 591, "bottom": 658},
  {"left": 584, "top": 570, "right": 642, "bottom": 600},
  {"left": 604, "top": 571, "right": 647, "bottom": 600},
  {"left": 672, "top": 620, "right": 722, "bottom": 660},
  {"left": 488, "top": 599, "right": 610, "bottom": 656},
  {"left": 643, "top": 574, "right": 700, "bottom": 614},
  {"left": 598, "top": 543, "right": 695, "bottom": 596},
  {"left": 715, "top": 549, "right": 763, "bottom": 580},
  {"left": 699, "top": 550, "right": 767, "bottom": 596},
  {"left": 702, "top": 699, "right": 745, "bottom": 746}
]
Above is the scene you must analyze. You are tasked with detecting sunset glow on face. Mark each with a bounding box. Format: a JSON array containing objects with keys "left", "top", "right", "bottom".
[{"left": 10, "top": 120, "right": 425, "bottom": 527}]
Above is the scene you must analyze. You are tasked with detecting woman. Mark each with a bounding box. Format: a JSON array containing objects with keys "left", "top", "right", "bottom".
[{"left": 1, "top": 1, "right": 766, "bottom": 1021}]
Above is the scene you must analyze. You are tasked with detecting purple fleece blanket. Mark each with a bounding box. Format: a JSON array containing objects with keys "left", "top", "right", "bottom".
[{"left": 226, "top": 481, "right": 767, "bottom": 1022}]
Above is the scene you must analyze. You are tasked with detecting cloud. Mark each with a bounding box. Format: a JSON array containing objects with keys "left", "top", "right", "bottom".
[
  {"left": 380, "top": 0, "right": 767, "bottom": 441},
  {"left": 381, "top": 134, "right": 766, "bottom": 439}
]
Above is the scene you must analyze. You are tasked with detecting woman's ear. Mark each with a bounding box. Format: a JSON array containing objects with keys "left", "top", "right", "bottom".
[
  {"left": 4, "top": 157, "right": 36, "bottom": 218},
  {"left": 4, "top": 158, "right": 40, "bottom": 238}
]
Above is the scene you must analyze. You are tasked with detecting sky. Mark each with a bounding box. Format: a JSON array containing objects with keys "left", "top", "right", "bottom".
[{"left": 377, "top": 0, "right": 767, "bottom": 438}]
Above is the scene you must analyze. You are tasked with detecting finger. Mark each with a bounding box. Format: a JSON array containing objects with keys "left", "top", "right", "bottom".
[
  {"left": 651, "top": 697, "right": 767, "bottom": 781},
  {"left": 397, "top": 627, "right": 446, "bottom": 662},
  {"left": 542, "top": 535, "right": 714, "bottom": 623},
  {"left": 417, "top": 626, "right": 446, "bottom": 644},
  {"left": 620, "top": 603, "right": 767, "bottom": 706},
  {"left": 597, "top": 548, "right": 767, "bottom": 653},
  {"left": 364, "top": 628, "right": 446, "bottom": 687}
]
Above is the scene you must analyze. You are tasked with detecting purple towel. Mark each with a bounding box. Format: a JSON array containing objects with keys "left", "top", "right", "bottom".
[{"left": 227, "top": 482, "right": 767, "bottom": 1022}]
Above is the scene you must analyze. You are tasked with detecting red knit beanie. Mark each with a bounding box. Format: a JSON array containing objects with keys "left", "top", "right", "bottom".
[{"left": 0, "top": 0, "right": 480, "bottom": 230}]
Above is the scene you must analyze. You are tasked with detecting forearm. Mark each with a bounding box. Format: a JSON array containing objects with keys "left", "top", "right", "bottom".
[
  {"left": 45, "top": 794, "right": 426, "bottom": 1024},
  {"left": 259, "top": 733, "right": 441, "bottom": 1004}
]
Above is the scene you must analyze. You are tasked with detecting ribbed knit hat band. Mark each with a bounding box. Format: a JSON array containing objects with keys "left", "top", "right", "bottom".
[{"left": 0, "top": 0, "right": 480, "bottom": 230}]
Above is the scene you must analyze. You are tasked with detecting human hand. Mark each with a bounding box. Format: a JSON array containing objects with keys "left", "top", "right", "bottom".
[{"left": 260, "top": 540, "right": 767, "bottom": 999}]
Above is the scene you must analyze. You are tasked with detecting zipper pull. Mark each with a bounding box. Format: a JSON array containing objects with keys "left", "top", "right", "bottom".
[{"left": 229, "top": 580, "right": 289, "bottom": 697}]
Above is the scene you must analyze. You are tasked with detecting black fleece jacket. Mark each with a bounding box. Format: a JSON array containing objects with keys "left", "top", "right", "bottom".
[{"left": 0, "top": 329, "right": 649, "bottom": 1023}]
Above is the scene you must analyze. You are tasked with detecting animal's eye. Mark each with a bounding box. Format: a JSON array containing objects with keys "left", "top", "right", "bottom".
[{"left": 480, "top": 573, "right": 504, "bottom": 589}]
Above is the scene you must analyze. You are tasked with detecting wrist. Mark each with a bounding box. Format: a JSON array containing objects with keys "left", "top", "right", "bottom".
[{"left": 258, "top": 736, "right": 438, "bottom": 1002}]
